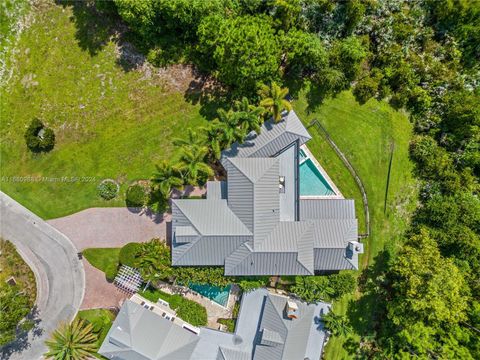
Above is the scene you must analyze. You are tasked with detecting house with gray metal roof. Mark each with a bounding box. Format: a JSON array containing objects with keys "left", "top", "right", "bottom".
[
  {"left": 171, "top": 110, "right": 363, "bottom": 275},
  {"left": 99, "top": 289, "right": 330, "bottom": 360}
]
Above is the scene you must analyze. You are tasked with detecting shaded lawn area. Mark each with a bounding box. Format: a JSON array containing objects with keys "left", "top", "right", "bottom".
[
  {"left": 0, "top": 2, "right": 210, "bottom": 219},
  {"left": 294, "top": 90, "right": 417, "bottom": 359},
  {"left": 139, "top": 288, "right": 207, "bottom": 327},
  {"left": 83, "top": 248, "right": 120, "bottom": 273}
]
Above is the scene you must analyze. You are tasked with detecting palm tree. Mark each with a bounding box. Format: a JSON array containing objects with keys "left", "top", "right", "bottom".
[
  {"left": 172, "top": 128, "right": 205, "bottom": 149},
  {"left": 174, "top": 145, "right": 214, "bottom": 185},
  {"left": 234, "top": 97, "right": 264, "bottom": 134},
  {"left": 216, "top": 108, "right": 246, "bottom": 147},
  {"left": 322, "top": 312, "right": 352, "bottom": 337},
  {"left": 44, "top": 319, "right": 98, "bottom": 360},
  {"left": 200, "top": 119, "right": 224, "bottom": 161},
  {"left": 259, "top": 81, "right": 292, "bottom": 122},
  {"left": 135, "top": 239, "right": 172, "bottom": 291},
  {"left": 151, "top": 160, "right": 184, "bottom": 198}
]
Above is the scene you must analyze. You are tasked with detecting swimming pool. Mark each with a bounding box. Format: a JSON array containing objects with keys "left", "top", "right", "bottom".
[
  {"left": 299, "top": 159, "right": 336, "bottom": 196},
  {"left": 188, "top": 283, "right": 231, "bottom": 307}
]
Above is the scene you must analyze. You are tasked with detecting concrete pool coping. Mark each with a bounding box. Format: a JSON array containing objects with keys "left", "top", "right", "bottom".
[{"left": 300, "top": 144, "right": 344, "bottom": 199}]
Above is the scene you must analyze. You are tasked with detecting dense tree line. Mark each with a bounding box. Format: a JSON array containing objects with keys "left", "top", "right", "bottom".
[{"left": 97, "top": 1, "right": 479, "bottom": 358}]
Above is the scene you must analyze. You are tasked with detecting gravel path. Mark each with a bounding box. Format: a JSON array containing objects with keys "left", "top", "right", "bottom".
[{"left": 0, "top": 192, "right": 85, "bottom": 360}]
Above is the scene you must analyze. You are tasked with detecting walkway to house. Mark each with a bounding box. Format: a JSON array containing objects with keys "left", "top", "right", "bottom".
[{"left": 157, "top": 282, "right": 241, "bottom": 329}]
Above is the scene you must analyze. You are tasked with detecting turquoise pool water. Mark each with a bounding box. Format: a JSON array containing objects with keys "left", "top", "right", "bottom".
[
  {"left": 299, "top": 149, "right": 307, "bottom": 162},
  {"left": 299, "top": 159, "right": 336, "bottom": 196},
  {"left": 189, "top": 283, "right": 231, "bottom": 307}
]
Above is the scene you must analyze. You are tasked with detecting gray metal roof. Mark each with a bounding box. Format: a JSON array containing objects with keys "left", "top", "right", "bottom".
[
  {"left": 221, "top": 110, "right": 311, "bottom": 162},
  {"left": 314, "top": 248, "right": 357, "bottom": 270},
  {"left": 171, "top": 110, "right": 359, "bottom": 275},
  {"left": 300, "top": 199, "right": 356, "bottom": 219},
  {"left": 100, "top": 289, "right": 330, "bottom": 360},
  {"left": 98, "top": 300, "right": 199, "bottom": 360},
  {"left": 172, "top": 200, "right": 252, "bottom": 236},
  {"left": 207, "top": 181, "right": 227, "bottom": 200}
]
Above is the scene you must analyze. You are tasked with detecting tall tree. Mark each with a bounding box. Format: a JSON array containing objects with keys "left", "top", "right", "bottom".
[
  {"left": 234, "top": 97, "right": 264, "bottom": 134},
  {"left": 323, "top": 312, "right": 352, "bottom": 337},
  {"left": 200, "top": 119, "right": 224, "bottom": 161},
  {"left": 173, "top": 128, "right": 205, "bottom": 150},
  {"left": 44, "top": 319, "right": 98, "bottom": 360},
  {"left": 216, "top": 108, "right": 246, "bottom": 147},
  {"left": 259, "top": 82, "right": 292, "bottom": 122},
  {"left": 0, "top": 286, "right": 31, "bottom": 345},
  {"left": 174, "top": 146, "right": 214, "bottom": 185},
  {"left": 151, "top": 160, "right": 184, "bottom": 198},
  {"left": 135, "top": 239, "right": 173, "bottom": 290}
]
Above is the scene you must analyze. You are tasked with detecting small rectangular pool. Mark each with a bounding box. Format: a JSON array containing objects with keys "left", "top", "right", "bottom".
[
  {"left": 299, "top": 159, "right": 336, "bottom": 196},
  {"left": 188, "top": 283, "right": 231, "bottom": 307}
]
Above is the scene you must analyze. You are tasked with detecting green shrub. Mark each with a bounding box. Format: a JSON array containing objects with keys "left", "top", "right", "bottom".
[
  {"left": 328, "top": 272, "right": 357, "bottom": 299},
  {"left": 138, "top": 288, "right": 207, "bottom": 326},
  {"left": 218, "top": 318, "right": 235, "bottom": 332},
  {"left": 126, "top": 184, "right": 147, "bottom": 207},
  {"left": 105, "top": 262, "right": 118, "bottom": 282},
  {"left": 24, "top": 118, "right": 55, "bottom": 152},
  {"left": 237, "top": 276, "right": 269, "bottom": 292},
  {"left": 97, "top": 180, "right": 118, "bottom": 200},
  {"left": 119, "top": 242, "right": 142, "bottom": 267}
]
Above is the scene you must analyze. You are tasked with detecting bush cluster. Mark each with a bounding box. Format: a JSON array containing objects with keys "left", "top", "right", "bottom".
[
  {"left": 24, "top": 118, "right": 55, "bottom": 152},
  {"left": 105, "top": 262, "right": 118, "bottom": 282},
  {"left": 97, "top": 180, "right": 119, "bottom": 200},
  {"left": 126, "top": 184, "right": 147, "bottom": 208},
  {"left": 119, "top": 242, "right": 142, "bottom": 267}
]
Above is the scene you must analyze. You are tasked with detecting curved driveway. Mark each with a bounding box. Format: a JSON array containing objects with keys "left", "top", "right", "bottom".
[{"left": 0, "top": 192, "right": 85, "bottom": 360}]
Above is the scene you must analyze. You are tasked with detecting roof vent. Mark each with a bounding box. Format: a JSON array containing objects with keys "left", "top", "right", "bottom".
[
  {"left": 285, "top": 300, "right": 298, "bottom": 320},
  {"left": 348, "top": 241, "right": 364, "bottom": 254}
]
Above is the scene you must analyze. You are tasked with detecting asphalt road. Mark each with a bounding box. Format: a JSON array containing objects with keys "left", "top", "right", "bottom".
[{"left": 0, "top": 192, "right": 85, "bottom": 360}]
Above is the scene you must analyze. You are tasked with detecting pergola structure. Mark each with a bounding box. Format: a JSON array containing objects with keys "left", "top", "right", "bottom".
[{"left": 114, "top": 265, "right": 143, "bottom": 294}]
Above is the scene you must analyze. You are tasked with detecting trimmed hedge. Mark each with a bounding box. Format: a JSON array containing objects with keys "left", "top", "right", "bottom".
[
  {"left": 126, "top": 184, "right": 147, "bottom": 207},
  {"left": 119, "top": 242, "right": 142, "bottom": 267},
  {"left": 105, "top": 262, "right": 119, "bottom": 282},
  {"left": 24, "top": 118, "right": 55, "bottom": 152}
]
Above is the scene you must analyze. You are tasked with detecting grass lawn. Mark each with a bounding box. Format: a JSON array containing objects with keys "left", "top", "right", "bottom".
[
  {"left": 0, "top": 2, "right": 209, "bottom": 219},
  {"left": 139, "top": 287, "right": 207, "bottom": 327},
  {"left": 83, "top": 248, "right": 120, "bottom": 273},
  {"left": 294, "top": 90, "right": 417, "bottom": 359},
  {"left": 76, "top": 308, "right": 115, "bottom": 346}
]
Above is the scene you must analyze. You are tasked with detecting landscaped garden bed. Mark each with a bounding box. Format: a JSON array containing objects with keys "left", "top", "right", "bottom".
[
  {"left": 0, "top": 239, "right": 37, "bottom": 346},
  {"left": 138, "top": 288, "right": 207, "bottom": 327}
]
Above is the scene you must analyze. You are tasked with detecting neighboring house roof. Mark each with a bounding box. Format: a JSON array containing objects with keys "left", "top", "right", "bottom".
[
  {"left": 98, "top": 300, "right": 199, "bottom": 360},
  {"left": 100, "top": 289, "right": 330, "bottom": 360},
  {"left": 171, "top": 110, "right": 361, "bottom": 275}
]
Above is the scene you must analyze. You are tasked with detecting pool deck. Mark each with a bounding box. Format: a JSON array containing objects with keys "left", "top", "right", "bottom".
[
  {"left": 300, "top": 144, "right": 344, "bottom": 199},
  {"left": 156, "top": 281, "right": 240, "bottom": 330}
]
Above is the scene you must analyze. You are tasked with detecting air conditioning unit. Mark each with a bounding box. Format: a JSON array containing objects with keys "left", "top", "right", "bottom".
[{"left": 348, "top": 241, "right": 364, "bottom": 254}]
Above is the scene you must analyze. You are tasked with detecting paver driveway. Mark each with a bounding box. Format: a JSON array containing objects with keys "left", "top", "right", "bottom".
[{"left": 48, "top": 207, "right": 170, "bottom": 250}]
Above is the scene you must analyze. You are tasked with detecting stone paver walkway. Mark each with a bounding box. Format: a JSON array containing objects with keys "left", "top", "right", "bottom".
[{"left": 80, "top": 259, "right": 129, "bottom": 310}]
